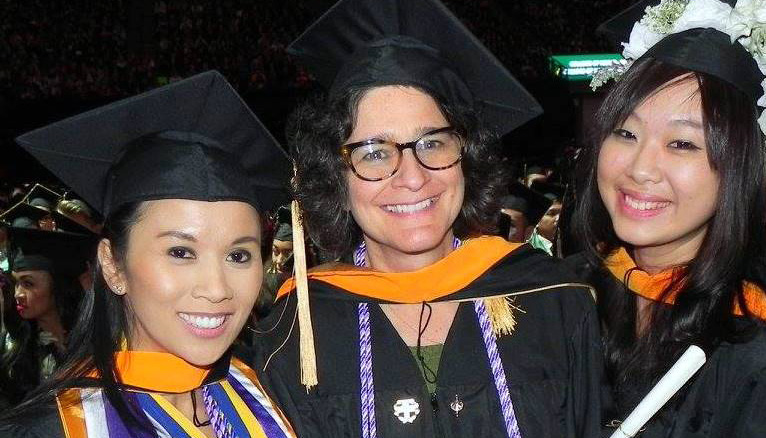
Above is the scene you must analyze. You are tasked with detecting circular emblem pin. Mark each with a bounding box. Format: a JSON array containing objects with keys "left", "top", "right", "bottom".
[{"left": 393, "top": 398, "right": 420, "bottom": 424}]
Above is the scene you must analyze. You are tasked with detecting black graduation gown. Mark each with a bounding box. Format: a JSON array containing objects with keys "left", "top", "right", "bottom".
[
  {"left": 254, "top": 244, "right": 603, "bottom": 438},
  {"left": 565, "top": 253, "right": 766, "bottom": 438}
]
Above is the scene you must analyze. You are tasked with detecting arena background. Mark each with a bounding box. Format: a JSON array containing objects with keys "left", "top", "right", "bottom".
[{"left": 0, "top": 0, "right": 635, "bottom": 188}]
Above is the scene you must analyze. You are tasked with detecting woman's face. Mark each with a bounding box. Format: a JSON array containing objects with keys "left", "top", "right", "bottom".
[
  {"left": 106, "top": 199, "right": 262, "bottom": 366},
  {"left": 345, "top": 86, "right": 465, "bottom": 259},
  {"left": 13, "top": 270, "right": 55, "bottom": 320},
  {"left": 597, "top": 76, "right": 719, "bottom": 259}
]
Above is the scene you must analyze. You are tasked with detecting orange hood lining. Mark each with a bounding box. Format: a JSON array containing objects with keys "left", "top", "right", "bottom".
[{"left": 276, "top": 236, "right": 522, "bottom": 303}]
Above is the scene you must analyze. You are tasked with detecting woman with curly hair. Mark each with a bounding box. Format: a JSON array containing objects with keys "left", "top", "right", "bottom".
[
  {"left": 569, "top": 0, "right": 766, "bottom": 435},
  {"left": 254, "top": 1, "right": 602, "bottom": 437}
]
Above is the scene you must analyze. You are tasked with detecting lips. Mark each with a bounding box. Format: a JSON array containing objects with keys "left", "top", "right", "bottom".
[
  {"left": 619, "top": 190, "right": 671, "bottom": 218},
  {"left": 623, "top": 193, "right": 670, "bottom": 211},
  {"left": 382, "top": 196, "right": 438, "bottom": 214}
]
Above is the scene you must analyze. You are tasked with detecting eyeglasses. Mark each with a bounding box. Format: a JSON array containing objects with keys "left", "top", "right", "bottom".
[{"left": 340, "top": 127, "right": 464, "bottom": 181}]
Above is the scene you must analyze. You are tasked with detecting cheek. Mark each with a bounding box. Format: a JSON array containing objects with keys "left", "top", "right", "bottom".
[
  {"left": 125, "top": 259, "right": 188, "bottom": 310},
  {"left": 669, "top": 164, "right": 719, "bottom": 214}
]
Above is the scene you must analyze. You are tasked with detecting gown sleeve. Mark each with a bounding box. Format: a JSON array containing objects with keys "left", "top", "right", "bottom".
[{"left": 567, "top": 298, "right": 603, "bottom": 438}]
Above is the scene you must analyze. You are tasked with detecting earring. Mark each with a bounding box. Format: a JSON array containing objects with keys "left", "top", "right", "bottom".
[{"left": 114, "top": 285, "right": 125, "bottom": 295}]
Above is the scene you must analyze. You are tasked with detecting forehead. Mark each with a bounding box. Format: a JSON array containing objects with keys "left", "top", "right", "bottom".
[
  {"left": 633, "top": 76, "right": 702, "bottom": 122},
  {"left": 131, "top": 199, "right": 260, "bottom": 238},
  {"left": 349, "top": 86, "right": 448, "bottom": 141},
  {"left": 12, "top": 270, "right": 50, "bottom": 280}
]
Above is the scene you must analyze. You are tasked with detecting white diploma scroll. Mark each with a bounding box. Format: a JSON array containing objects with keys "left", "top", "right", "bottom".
[{"left": 609, "top": 345, "right": 707, "bottom": 438}]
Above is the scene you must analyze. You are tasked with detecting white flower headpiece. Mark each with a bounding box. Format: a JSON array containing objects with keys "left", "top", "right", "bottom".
[{"left": 591, "top": 0, "right": 766, "bottom": 133}]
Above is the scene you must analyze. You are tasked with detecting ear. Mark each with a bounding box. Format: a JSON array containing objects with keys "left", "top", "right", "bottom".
[{"left": 97, "top": 239, "right": 127, "bottom": 296}]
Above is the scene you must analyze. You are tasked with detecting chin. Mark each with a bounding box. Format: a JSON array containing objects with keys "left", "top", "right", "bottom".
[
  {"left": 393, "top": 229, "right": 451, "bottom": 254},
  {"left": 176, "top": 345, "right": 230, "bottom": 367}
]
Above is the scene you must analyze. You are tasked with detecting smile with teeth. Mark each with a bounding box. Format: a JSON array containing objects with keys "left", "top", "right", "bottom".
[
  {"left": 383, "top": 196, "right": 438, "bottom": 214},
  {"left": 624, "top": 193, "right": 670, "bottom": 211},
  {"left": 179, "top": 313, "right": 227, "bottom": 329}
]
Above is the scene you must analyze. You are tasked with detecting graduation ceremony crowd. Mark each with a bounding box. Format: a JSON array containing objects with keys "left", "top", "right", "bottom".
[{"left": 1, "top": 0, "right": 766, "bottom": 437}]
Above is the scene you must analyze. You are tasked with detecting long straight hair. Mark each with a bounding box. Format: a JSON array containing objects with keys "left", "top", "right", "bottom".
[
  {"left": 571, "top": 58, "right": 766, "bottom": 413},
  {"left": 0, "top": 202, "right": 149, "bottom": 427}
]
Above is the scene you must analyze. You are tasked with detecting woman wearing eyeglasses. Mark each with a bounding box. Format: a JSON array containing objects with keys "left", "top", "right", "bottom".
[{"left": 253, "top": 1, "right": 602, "bottom": 437}]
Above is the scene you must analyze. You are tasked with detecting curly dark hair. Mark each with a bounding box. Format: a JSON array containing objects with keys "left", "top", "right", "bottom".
[{"left": 288, "top": 85, "right": 509, "bottom": 259}]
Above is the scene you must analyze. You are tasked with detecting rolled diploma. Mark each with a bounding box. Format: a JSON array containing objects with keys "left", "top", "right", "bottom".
[{"left": 610, "top": 345, "right": 707, "bottom": 438}]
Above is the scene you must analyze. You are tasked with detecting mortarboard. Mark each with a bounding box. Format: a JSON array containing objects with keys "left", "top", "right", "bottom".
[
  {"left": 597, "top": 0, "right": 763, "bottom": 103},
  {"left": 507, "top": 181, "right": 553, "bottom": 226},
  {"left": 288, "top": 0, "right": 542, "bottom": 135},
  {"left": 9, "top": 227, "right": 96, "bottom": 277},
  {"left": 15, "top": 71, "right": 291, "bottom": 217},
  {"left": 0, "top": 184, "right": 93, "bottom": 234}
]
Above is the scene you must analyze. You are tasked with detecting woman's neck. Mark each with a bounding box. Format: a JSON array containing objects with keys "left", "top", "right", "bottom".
[
  {"left": 631, "top": 227, "right": 707, "bottom": 274},
  {"left": 364, "top": 232, "right": 456, "bottom": 272}
]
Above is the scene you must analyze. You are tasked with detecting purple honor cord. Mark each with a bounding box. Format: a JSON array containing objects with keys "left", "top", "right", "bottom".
[{"left": 354, "top": 238, "right": 521, "bottom": 438}]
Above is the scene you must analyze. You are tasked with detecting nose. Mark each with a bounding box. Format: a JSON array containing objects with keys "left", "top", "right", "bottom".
[
  {"left": 191, "top": 260, "right": 234, "bottom": 303},
  {"left": 14, "top": 286, "right": 23, "bottom": 300},
  {"left": 390, "top": 149, "right": 429, "bottom": 191},
  {"left": 627, "top": 141, "right": 663, "bottom": 185}
]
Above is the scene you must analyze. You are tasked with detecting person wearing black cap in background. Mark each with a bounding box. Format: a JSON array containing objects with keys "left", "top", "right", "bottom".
[
  {"left": 0, "top": 71, "right": 297, "bottom": 438},
  {"left": 254, "top": 205, "right": 294, "bottom": 319},
  {"left": 254, "top": 1, "right": 602, "bottom": 437},
  {"left": 567, "top": 0, "right": 766, "bottom": 436},
  {"left": 497, "top": 182, "right": 552, "bottom": 244},
  {"left": 0, "top": 192, "right": 96, "bottom": 408}
]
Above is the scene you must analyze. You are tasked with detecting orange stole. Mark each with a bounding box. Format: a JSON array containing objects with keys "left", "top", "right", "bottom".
[
  {"left": 605, "top": 247, "right": 766, "bottom": 319},
  {"left": 277, "top": 236, "right": 522, "bottom": 303}
]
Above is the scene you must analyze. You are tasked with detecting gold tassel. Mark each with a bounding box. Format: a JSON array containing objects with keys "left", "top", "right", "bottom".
[
  {"left": 483, "top": 296, "right": 518, "bottom": 337},
  {"left": 291, "top": 199, "right": 318, "bottom": 390}
]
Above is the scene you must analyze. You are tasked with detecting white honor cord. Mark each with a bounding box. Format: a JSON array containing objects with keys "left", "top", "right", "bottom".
[{"left": 610, "top": 345, "right": 707, "bottom": 438}]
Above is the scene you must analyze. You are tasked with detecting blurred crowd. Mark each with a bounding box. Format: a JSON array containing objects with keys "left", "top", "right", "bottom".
[{"left": 0, "top": 0, "right": 631, "bottom": 100}]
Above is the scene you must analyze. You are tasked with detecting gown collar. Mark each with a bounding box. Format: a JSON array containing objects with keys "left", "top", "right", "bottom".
[{"left": 111, "top": 350, "right": 228, "bottom": 393}]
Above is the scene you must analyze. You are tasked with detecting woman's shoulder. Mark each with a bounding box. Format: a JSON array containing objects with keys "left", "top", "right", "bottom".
[{"left": 0, "top": 403, "right": 64, "bottom": 438}]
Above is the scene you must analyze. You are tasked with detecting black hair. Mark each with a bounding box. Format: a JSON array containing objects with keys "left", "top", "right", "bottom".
[
  {"left": 571, "top": 58, "right": 766, "bottom": 414},
  {"left": 0, "top": 202, "right": 148, "bottom": 427},
  {"left": 289, "top": 85, "right": 509, "bottom": 259}
]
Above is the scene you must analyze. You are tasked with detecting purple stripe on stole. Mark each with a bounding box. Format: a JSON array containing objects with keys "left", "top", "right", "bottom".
[
  {"left": 104, "top": 392, "right": 158, "bottom": 438},
  {"left": 227, "top": 375, "right": 288, "bottom": 438}
]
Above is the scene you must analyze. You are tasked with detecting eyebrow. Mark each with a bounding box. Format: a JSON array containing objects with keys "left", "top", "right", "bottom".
[
  {"left": 231, "top": 236, "right": 260, "bottom": 245},
  {"left": 156, "top": 230, "right": 198, "bottom": 242},
  {"left": 156, "top": 231, "right": 260, "bottom": 246},
  {"left": 669, "top": 118, "right": 703, "bottom": 129},
  {"left": 361, "top": 126, "right": 445, "bottom": 143}
]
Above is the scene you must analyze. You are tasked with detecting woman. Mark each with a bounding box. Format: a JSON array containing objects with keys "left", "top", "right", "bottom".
[
  {"left": 0, "top": 222, "right": 93, "bottom": 406},
  {"left": 254, "top": 1, "right": 602, "bottom": 437},
  {"left": 570, "top": 0, "right": 766, "bottom": 435},
  {"left": 0, "top": 71, "right": 296, "bottom": 437}
]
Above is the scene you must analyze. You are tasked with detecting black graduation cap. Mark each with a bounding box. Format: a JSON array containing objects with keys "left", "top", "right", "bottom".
[
  {"left": 598, "top": 0, "right": 763, "bottom": 102},
  {"left": 503, "top": 181, "right": 552, "bottom": 226},
  {"left": 9, "top": 226, "right": 96, "bottom": 276},
  {"left": 288, "top": 0, "right": 542, "bottom": 135},
  {"left": 15, "top": 71, "right": 291, "bottom": 217},
  {"left": 530, "top": 180, "right": 566, "bottom": 202}
]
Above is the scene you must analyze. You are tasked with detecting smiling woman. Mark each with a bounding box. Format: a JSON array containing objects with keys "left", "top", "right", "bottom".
[
  {"left": 255, "top": 1, "right": 603, "bottom": 437},
  {"left": 568, "top": 0, "right": 766, "bottom": 436},
  {"left": 0, "top": 72, "right": 297, "bottom": 438}
]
